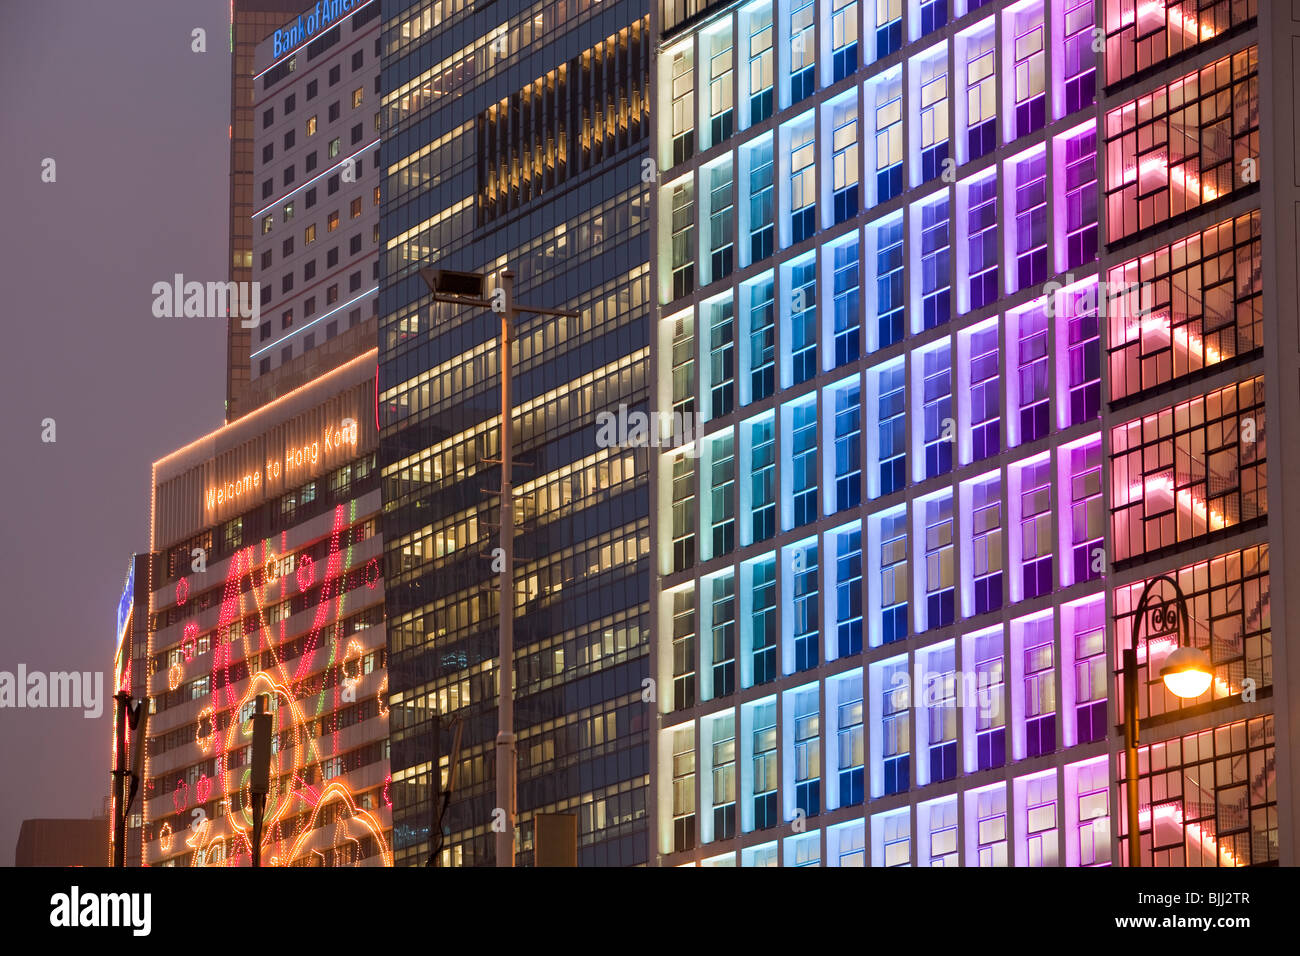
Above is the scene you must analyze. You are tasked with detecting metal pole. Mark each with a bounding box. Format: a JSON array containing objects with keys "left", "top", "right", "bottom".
[
  {"left": 111, "top": 690, "right": 130, "bottom": 868},
  {"left": 495, "top": 269, "right": 517, "bottom": 868},
  {"left": 1123, "top": 647, "right": 1140, "bottom": 868}
]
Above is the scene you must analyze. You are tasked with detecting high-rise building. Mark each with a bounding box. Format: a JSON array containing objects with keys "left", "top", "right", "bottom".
[
  {"left": 247, "top": 0, "right": 383, "bottom": 412},
  {"left": 228, "top": 0, "right": 317, "bottom": 422},
  {"left": 142, "top": 352, "right": 391, "bottom": 866},
  {"left": 650, "top": 0, "right": 1290, "bottom": 866},
  {"left": 378, "top": 0, "right": 653, "bottom": 866}
]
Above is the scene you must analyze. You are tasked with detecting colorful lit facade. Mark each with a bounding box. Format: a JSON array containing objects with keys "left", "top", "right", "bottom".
[
  {"left": 378, "top": 0, "right": 653, "bottom": 865},
  {"left": 143, "top": 352, "right": 391, "bottom": 866},
  {"left": 247, "top": 0, "right": 383, "bottom": 413},
  {"left": 651, "top": 0, "right": 1293, "bottom": 866},
  {"left": 109, "top": 552, "right": 152, "bottom": 868}
]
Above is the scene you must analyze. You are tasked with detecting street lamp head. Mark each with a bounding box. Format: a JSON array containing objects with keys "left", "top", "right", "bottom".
[{"left": 1159, "top": 644, "right": 1213, "bottom": 699}]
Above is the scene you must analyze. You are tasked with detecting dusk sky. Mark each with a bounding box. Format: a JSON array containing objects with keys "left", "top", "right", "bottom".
[{"left": 0, "top": 0, "right": 234, "bottom": 858}]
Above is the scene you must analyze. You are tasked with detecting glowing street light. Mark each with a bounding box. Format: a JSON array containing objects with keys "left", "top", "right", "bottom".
[{"left": 1160, "top": 644, "right": 1215, "bottom": 699}]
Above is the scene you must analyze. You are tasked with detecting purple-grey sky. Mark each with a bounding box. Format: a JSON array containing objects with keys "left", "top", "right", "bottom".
[{"left": 0, "top": 0, "right": 234, "bottom": 861}]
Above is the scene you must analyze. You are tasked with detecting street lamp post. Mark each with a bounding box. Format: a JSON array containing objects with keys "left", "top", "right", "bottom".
[
  {"left": 418, "top": 266, "right": 577, "bottom": 867},
  {"left": 1123, "top": 574, "right": 1213, "bottom": 867}
]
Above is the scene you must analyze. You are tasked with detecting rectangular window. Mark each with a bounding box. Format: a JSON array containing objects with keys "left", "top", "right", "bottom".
[
  {"left": 881, "top": 659, "right": 910, "bottom": 795},
  {"left": 792, "top": 544, "right": 819, "bottom": 672},
  {"left": 831, "top": 99, "right": 860, "bottom": 224},
  {"left": 671, "top": 453, "right": 696, "bottom": 572},
  {"left": 711, "top": 716, "right": 737, "bottom": 840},
  {"left": 707, "top": 300, "right": 735, "bottom": 421},
  {"left": 751, "top": 558, "right": 777, "bottom": 684},
  {"left": 792, "top": 402, "right": 818, "bottom": 527},
  {"left": 1013, "top": 151, "right": 1048, "bottom": 291},
  {"left": 873, "top": 75, "right": 904, "bottom": 202},
  {"left": 1022, "top": 617, "right": 1056, "bottom": 758},
  {"left": 672, "top": 727, "right": 696, "bottom": 851},
  {"left": 1110, "top": 377, "right": 1267, "bottom": 561},
  {"left": 1068, "top": 441, "right": 1103, "bottom": 585},
  {"left": 789, "top": 0, "right": 816, "bottom": 103},
  {"left": 672, "top": 590, "right": 697, "bottom": 711},
  {"left": 1062, "top": 142, "right": 1097, "bottom": 268},
  {"left": 877, "top": 363, "right": 906, "bottom": 496},
  {"left": 876, "top": 217, "right": 905, "bottom": 348},
  {"left": 1019, "top": 460, "right": 1054, "bottom": 600},
  {"left": 711, "top": 574, "right": 736, "bottom": 698},
  {"left": 967, "top": 175, "right": 999, "bottom": 310},
  {"left": 920, "top": 195, "right": 950, "bottom": 330},
  {"left": 793, "top": 689, "right": 821, "bottom": 815},
  {"left": 1071, "top": 601, "right": 1106, "bottom": 745},
  {"left": 834, "top": 382, "right": 862, "bottom": 512},
  {"left": 747, "top": 4, "right": 774, "bottom": 124},
  {"left": 789, "top": 258, "right": 816, "bottom": 384},
  {"left": 970, "top": 477, "right": 1003, "bottom": 616},
  {"left": 751, "top": 702, "right": 778, "bottom": 829},
  {"left": 969, "top": 324, "right": 1000, "bottom": 462},
  {"left": 1012, "top": 9, "right": 1046, "bottom": 137},
  {"left": 919, "top": 58, "right": 949, "bottom": 183},
  {"left": 1064, "top": 286, "right": 1101, "bottom": 425},
  {"left": 925, "top": 646, "right": 958, "bottom": 783},
  {"left": 789, "top": 123, "right": 817, "bottom": 244},
  {"left": 1072, "top": 760, "right": 1110, "bottom": 866},
  {"left": 832, "top": 238, "right": 861, "bottom": 366},
  {"left": 709, "top": 31, "right": 735, "bottom": 143},
  {"left": 974, "top": 633, "right": 1006, "bottom": 769},
  {"left": 748, "top": 275, "right": 775, "bottom": 402},
  {"left": 965, "top": 33, "right": 997, "bottom": 160},
  {"left": 837, "top": 679, "right": 865, "bottom": 805},
  {"left": 749, "top": 417, "right": 776, "bottom": 543},
  {"left": 836, "top": 529, "right": 863, "bottom": 657},
  {"left": 670, "top": 181, "right": 695, "bottom": 300},
  {"left": 831, "top": 0, "right": 860, "bottom": 82},
  {"left": 1104, "top": 0, "right": 1257, "bottom": 87},
  {"left": 1017, "top": 307, "right": 1050, "bottom": 444},
  {"left": 1105, "top": 46, "right": 1258, "bottom": 244},
  {"left": 975, "top": 787, "right": 1008, "bottom": 866},
  {"left": 923, "top": 496, "right": 955, "bottom": 630},
  {"left": 670, "top": 313, "right": 695, "bottom": 422},
  {"left": 874, "top": 0, "right": 902, "bottom": 59},
  {"left": 1024, "top": 775, "right": 1058, "bottom": 867},
  {"left": 922, "top": 346, "right": 953, "bottom": 479},
  {"left": 671, "top": 49, "right": 696, "bottom": 165},
  {"left": 710, "top": 433, "right": 736, "bottom": 557},
  {"left": 747, "top": 139, "right": 775, "bottom": 263},
  {"left": 879, "top": 510, "right": 908, "bottom": 644},
  {"left": 708, "top": 164, "right": 735, "bottom": 282}
]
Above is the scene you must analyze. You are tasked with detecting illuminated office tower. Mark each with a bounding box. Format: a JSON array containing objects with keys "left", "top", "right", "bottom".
[
  {"left": 247, "top": 0, "right": 383, "bottom": 412},
  {"left": 142, "top": 353, "right": 391, "bottom": 866},
  {"left": 651, "top": 0, "right": 1295, "bottom": 866},
  {"left": 228, "top": 0, "right": 320, "bottom": 422},
  {"left": 378, "top": 1, "right": 653, "bottom": 865}
]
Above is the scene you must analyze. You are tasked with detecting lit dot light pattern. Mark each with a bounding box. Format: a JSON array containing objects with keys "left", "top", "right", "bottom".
[{"left": 155, "top": 501, "right": 389, "bottom": 866}]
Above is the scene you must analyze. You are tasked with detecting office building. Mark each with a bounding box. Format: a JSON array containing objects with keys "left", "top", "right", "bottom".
[
  {"left": 378, "top": 0, "right": 653, "bottom": 865},
  {"left": 651, "top": 0, "right": 1290, "bottom": 866},
  {"left": 247, "top": 0, "right": 383, "bottom": 412},
  {"left": 142, "top": 352, "right": 391, "bottom": 866}
]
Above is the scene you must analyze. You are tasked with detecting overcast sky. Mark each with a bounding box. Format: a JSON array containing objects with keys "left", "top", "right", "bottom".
[{"left": 0, "top": 0, "right": 235, "bottom": 860}]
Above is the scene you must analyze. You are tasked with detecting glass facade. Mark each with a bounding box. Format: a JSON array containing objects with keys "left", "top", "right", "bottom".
[
  {"left": 653, "top": 0, "right": 1275, "bottom": 867},
  {"left": 379, "top": 0, "right": 651, "bottom": 866}
]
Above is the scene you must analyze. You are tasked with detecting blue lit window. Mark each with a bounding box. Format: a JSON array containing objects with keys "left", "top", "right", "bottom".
[
  {"left": 710, "top": 433, "right": 736, "bottom": 557},
  {"left": 789, "top": 123, "right": 817, "bottom": 244},
  {"left": 837, "top": 680, "right": 865, "bottom": 806},
  {"left": 708, "top": 298, "right": 735, "bottom": 419},
  {"left": 965, "top": 35, "right": 996, "bottom": 161},
  {"left": 791, "top": 401, "right": 818, "bottom": 527},
  {"left": 789, "top": 259, "right": 817, "bottom": 384},
  {"left": 923, "top": 495, "right": 954, "bottom": 629},
  {"left": 875, "top": 0, "right": 902, "bottom": 60},
  {"left": 789, "top": 0, "right": 816, "bottom": 104},
  {"left": 751, "top": 701, "right": 778, "bottom": 829},
  {"left": 793, "top": 688, "right": 821, "bottom": 816},
  {"left": 969, "top": 325, "right": 1000, "bottom": 461},
  {"left": 831, "top": 0, "right": 860, "bottom": 82},
  {"left": 876, "top": 363, "right": 906, "bottom": 496},
  {"left": 922, "top": 346, "right": 953, "bottom": 479},
  {"left": 925, "top": 645, "right": 957, "bottom": 782},
  {"left": 876, "top": 218, "right": 904, "bottom": 348},
  {"left": 1064, "top": 129, "right": 1099, "bottom": 270},
  {"left": 918, "top": 58, "right": 949, "bottom": 184},
  {"left": 873, "top": 77, "right": 903, "bottom": 203},
  {"left": 831, "top": 99, "right": 860, "bottom": 224},
  {"left": 879, "top": 510, "right": 908, "bottom": 644},
  {"left": 1014, "top": 152, "right": 1048, "bottom": 292},
  {"left": 973, "top": 631, "right": 1005, "bottom": 769},
  {"left": 1019, "top": 461, "right": 1053, "bottom": 600},
  {"left": 919, "top": 0, "right": 947, "bottom": 37},
  {"left": 831, "top": 238, "right": 861, "bottom": 365},
  {"left": 970, "top": 477, "right": 1003, "bottom": 616},
  {"left": 966, "top": 175, "right": 998, "bottom": 310},
  {"left": 833, "top": 382, "right": 862, "bottom": 511},
  {"left": 1017, "top": 308, "right": 1049, "bottom": 443},
  {"left": 711, "top": 574, "right": 736, "bottom": 697},
  {"left": 708, "top": 163, "right": 735, "bottom": 282},
  {"left": 919, "top": 195, "right": 950, "bottom": 330},
  {"left": 747, "top": 139, "right": 775, "bottom": 262},
  {"left": 792, "top": 543, "right": 819, "bottom": 672},
  {"left": 747, "top": 275, "right": 775, "bottom": 402},
  {"left": 881, "top": 659, "right": 910, "bottom": 795},
  {"left": 747, "top": 4, "right": 774, "bottom": 125},
  {"left": 836, "top": 529, "right": 863, "bottom": 657},
  {"left": 751, "top": 557, "right": 777, "bottom": 684},
  {"left": 749, "top": 416, "right": 776, "bottom": 542}
]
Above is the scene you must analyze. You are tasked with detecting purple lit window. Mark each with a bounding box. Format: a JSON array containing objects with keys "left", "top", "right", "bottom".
[
  {"left": 970, "top": 478, "right": 1003, "bottom": 616},
  {"left": 976, "top": 788, "right": 1008, "bottom": 865},
  {"left": 967, "top": 176, "right": 998, "bottom": 310},
  {"left": 974, "top": 632, "right": 1005, "bottom": 770},
  {"left": 1025, "top": 775, "right": 1058, "bottom": 866},
  {"left": 882, "top": 659, "right": 910, "bottom": 795},
  {"left": 1022, "top": 618, "right": 1056, "bottom": 758},
  {"left": 1062, "top": 0, "right": 1097, "bottom": 116},
  {"left": 1066, "top": 288, "right": 1100, "bottom": 425},
  {"left": 879, "top": 511, "right": 908, "bottom": 644},
  {"left": 923, "top": 495, "right": 955, "bottom": 630},
  {"left": 1017, "top": 309, "right": 1050, "bottom": 443},
  {"left": 920, "top": 196, "right": 950, "bottom": 330},
  {"left": 1072, "top": 601, "right": 1106, "bottom": 745},
  {"left": 1069, "top": 441, "right": 1103, "bottom": 584},
  {"left": 926, "top": 646, "right": 958, "bottom": 783},
  {"left": 965, "top": 35, "right": 996, "bottom": 160},
  {"left": 1012, "top": 12, "right": 1046, "bottom": 138},
  {"left": 969, "top": 326, "right": 1000, "bottom": 461},
  {"left": 1019, "top": 460, "right": 1053, "bottom": 600},
  {"left": 1074, "top": 761, "right": 1110, "bottom": 866},
  {"left": 877, "top": 218, "right": 905, "bottom": 348},
  {"left": 922, "top": 347, "right": 953, "bottom": 478},
  {"left": 1064, "top": 130, "right": 1099, "bottom": 269},
  {"left": 1014, "top": 152, "right": 1048, "bottom": 291},
  {"left": 832, "top": 239, "right": 861, "bottom": 365}
]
